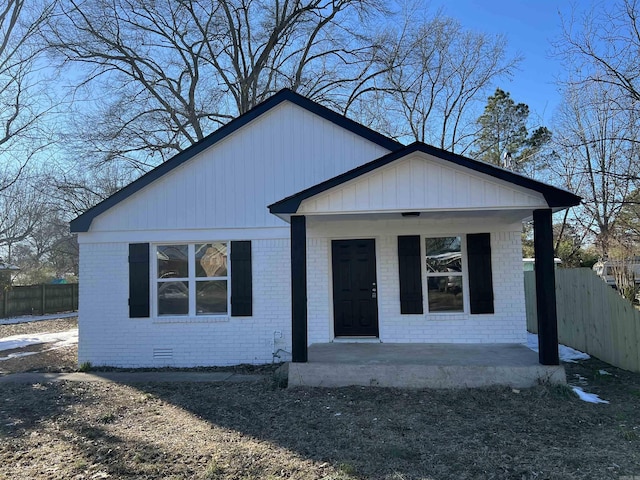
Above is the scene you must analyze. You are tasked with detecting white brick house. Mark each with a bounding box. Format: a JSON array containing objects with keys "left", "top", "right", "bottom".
[{"left": 70, "top": 89, "right": 580, "bottom": 368}]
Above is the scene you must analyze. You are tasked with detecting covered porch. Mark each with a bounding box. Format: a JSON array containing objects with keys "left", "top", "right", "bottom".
[
  {"left": 286, "top": 342, "right": 566, "bottom": 388},
  {"left": 269, "top": 142, "right": 582, "bottom": 388}
]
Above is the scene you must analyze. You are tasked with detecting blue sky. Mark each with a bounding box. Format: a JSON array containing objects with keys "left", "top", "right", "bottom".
[{"left": 441, "top": 0, "right": 580, "bottom": 127}]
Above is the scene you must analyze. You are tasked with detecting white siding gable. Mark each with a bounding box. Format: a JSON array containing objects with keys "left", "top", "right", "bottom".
[
  {"left": 297, "top": 153, "right": 548, "bottom": 215},
  {"left": 89, "top": 101, "right": 391, "bottom": 232}
]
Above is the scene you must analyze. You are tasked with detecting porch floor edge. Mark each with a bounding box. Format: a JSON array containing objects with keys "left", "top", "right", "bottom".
[
  {"left": 285, "top": 342, "right": 566, "bottom": 388},
  {"left": 286, "top": 362, "right": 566, "bottom": 389}
]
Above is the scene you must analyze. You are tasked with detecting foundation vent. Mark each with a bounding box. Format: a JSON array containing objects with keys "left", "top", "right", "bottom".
[{"left": 153, "top": 348, "right": 173, "bottom": 360}]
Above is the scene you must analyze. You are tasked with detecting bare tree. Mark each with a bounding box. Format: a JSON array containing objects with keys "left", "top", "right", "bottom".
[
  {"left": 44, "top": 161, "right": 136, "bottom": 218},
  {"left": 551, "top": 81, "right": 640, "bottom": 257},
  {"left": 42, "top": 0, "right": 522, "bottom": 175},
  {"left": 43, "top": 0, "right": 388, "bottom": 171},
  {"left": 11, "top": 211, "right": 78, "bottom": 283},
  {"left": 356, "top": 9, "right": 519, "bottom": 152},
  {"left": 614, "top": 190, "right": 640, "bottom": 248},
  {"left": 0, "top": 174, "right": 49, "bottom": 260},
  {"left": 0, "top": 0, "right": 55, "bottom": 181},
  {"left": 0, "top": 0, "right": 56, "bottom": 263},
  {"left": 554, "top": 0, "right": 640, "bottom": 258},
  {"left": 558, "top": 0, "right": 640, "bottom": 105}
]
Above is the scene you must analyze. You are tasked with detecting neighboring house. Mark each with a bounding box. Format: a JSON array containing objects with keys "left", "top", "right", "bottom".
[
  {"left": 593, "top": 259, "right": 640, "bottom": 288},
  {"left": 0, "top": 261, "right": 20, "bottom": 287},
  {"left": 70, "top": 89, "right": 581, "bottom": 368},
  {"left": 523, "top": 257, "right": 561, "bottom": 271}
]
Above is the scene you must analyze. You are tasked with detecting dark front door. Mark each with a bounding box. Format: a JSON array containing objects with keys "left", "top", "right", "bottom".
[{"left": 332, "top": 239, "right": 379, "bottom": 337}]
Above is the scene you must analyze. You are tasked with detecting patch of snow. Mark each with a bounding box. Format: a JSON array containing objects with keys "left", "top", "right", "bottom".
[
  {"left": 571, "top": 386, "right": 610, "bottom": 404},
  {"left": 0, "top": 329, "right": 78, "bottom": 352},
  {"left": 0, "top": 312, "right": 77, "bottom": 325},
  {"left": 560, "top": 345, "right": 591, "bottom": 363},
  {"left": 0, "top": 351, "right": 39, "bottom": 361},
  {"left": 598, "top": 369, "right": 612, "bottom": 376},
  {"left": 525, "top": 333, "right": 538, "bottom": 351},
  {"left": 526, "top": 333, "right": 590, "bottom": 362}
]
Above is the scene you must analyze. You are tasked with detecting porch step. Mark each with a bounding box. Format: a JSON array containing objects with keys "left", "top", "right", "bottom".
[
  {"left": 285, "top": 343, "right": 566, "bottom": 389},
  {"left": 286, "top": 362, "right": 566, "bottom": 389}
]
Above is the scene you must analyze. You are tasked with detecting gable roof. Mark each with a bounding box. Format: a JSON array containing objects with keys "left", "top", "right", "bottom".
[
  {"left": 268, "top": 142, "right": 582, "bottom": 215},
  {"left": 70, "top": 89, "right": 403, "bottom": 232}
]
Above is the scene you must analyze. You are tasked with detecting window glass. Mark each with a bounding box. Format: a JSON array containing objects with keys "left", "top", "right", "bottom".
[
  {"left": 425, "top": 237, "right": 462, "bottom": 273},
  {"left": 427, "top": 276, "right": 463, "bottom": 312},
  {"left": 196, "top": 280, "right": 228, "bottom": 315},
  {"left": 155, "top": 243, "right": 229, "bottom": 317},
  {"left": 158, "top": 281, "right": 189, "bottom": 315},
  {"left": 195, "top": 243, "right": 227, "bottom": 277},
  {"left": 157, "top": 245, "right": 188, "bottom": 278},
  {"left": 425, "top": 236, "right": 464, "bottom": 313}
]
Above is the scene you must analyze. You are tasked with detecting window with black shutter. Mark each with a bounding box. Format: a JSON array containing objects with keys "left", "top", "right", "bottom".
[
  {"left": 231, "top": 240, "right": 252, "bottom": 316},
  {"left": 397, "top": 233, "right": 495, "bottom": 315},
  {"left": 467, "top": 233, "right": 494, "bottom": 314},
  {"left": 130, "top": 241, "right": 253, "bottom": 318},
  {"left": 129, "top": 243, "right": 150, "bottom": 318},
  {"left": 398, "top": 235, "right": 423, "bottom": 314}
]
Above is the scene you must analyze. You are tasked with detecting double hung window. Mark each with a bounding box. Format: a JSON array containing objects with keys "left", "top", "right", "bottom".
[
  {"left": 156, "top": 243, "right": 229, "bottom": 316},
  {"left": 425, "top": 236, "right": 464, "bottom": 312}
]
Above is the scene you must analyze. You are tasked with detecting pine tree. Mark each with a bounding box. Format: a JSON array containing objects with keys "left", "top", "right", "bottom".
[{"left": 473, "top": 88, "right": 551, "bottom": 172}]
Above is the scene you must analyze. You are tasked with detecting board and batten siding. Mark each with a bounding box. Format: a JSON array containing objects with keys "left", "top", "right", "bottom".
[
  {"left": 88, "top": 102, "right": 391, "bottom": 233},
  {"left": 298, "top": 154, "right": 548, "bottom": 215}
]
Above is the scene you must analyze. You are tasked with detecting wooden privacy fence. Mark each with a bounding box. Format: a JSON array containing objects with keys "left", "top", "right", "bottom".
[
  {"left": 1, "top": 284, "right": 78, "bottom": 318},
  {"left": 525, "top": 268, "right": 640, "bottom": 373}
]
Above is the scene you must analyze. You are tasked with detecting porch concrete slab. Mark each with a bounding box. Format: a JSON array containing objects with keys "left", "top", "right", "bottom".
[{"left": 287, "top": 343, "right": 566, "bottom": 389}]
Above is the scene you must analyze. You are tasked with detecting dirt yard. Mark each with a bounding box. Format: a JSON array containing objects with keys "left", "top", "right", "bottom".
[
  {"left": 1, "top": 318, "right": 639, "bottom": 479},
  {"left": 0, "top": 317, "right": 78, "bottom": 374}
]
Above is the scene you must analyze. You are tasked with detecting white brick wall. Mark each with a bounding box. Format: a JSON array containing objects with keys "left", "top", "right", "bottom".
[
  {"left": 78, "top": 238, "right": 292, "bottom": 367},
  {"left": 307, "top": 237, "right": 331, "bottom": 344},
  {"left": 79, "top": 219, "right": 527, "bottom": 367},
  {"left": 306, "top": 219, "right": 527, "bottom": 346},
  {"left": 376, "top": 229, "right": 527, "bottom": 344}
]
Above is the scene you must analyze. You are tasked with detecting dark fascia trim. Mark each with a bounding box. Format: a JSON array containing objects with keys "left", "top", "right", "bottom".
[
  {"left": 268, "top": 142, "right": 582, "bottom": 214},
  {"left": 70, "top": 89, "right": 403, "bottom": 232}
]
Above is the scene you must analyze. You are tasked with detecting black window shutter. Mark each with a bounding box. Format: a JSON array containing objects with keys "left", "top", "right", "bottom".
[
  {"left": 467, "top": 233, "right": 494, "bottom": 314},
  {"left": 231, "top": 241, "right": 252, "bottom": 316},
  {"left": 129, "top": 243, "right": 150, "bottom": 318},
  {"left": 398, "top": 235, "right": 424, "bottom": 314}
]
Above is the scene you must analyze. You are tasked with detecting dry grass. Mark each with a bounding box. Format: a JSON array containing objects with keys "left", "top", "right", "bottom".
[
  {"left": 0, "top": 361, "right": 638, "bottom": 479},
  {"left": 1, "top": 318, "right": 639, "bottom": 479}
]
